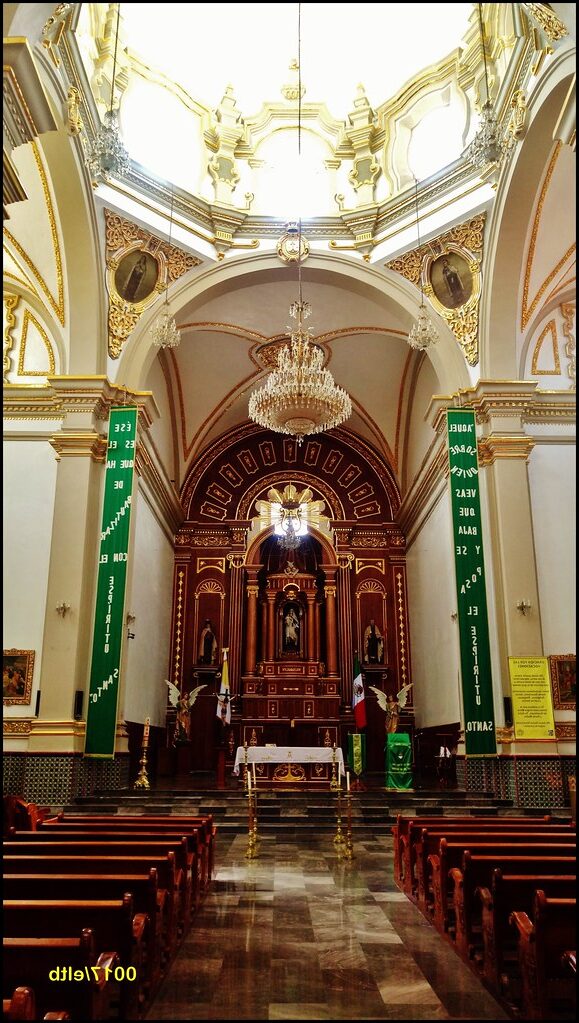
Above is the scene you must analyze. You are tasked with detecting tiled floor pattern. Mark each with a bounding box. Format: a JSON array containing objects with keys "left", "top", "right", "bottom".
[{"left": 146, "top": 834, "right": 508, "bottom": 1020}]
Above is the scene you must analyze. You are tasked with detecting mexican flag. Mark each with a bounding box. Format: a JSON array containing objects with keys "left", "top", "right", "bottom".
[
  {"left": 352, "top": 654, "right": 367, "bottom": 729},
  {"left": 216, "top": 648, "right": 231, "bottom": 725}
]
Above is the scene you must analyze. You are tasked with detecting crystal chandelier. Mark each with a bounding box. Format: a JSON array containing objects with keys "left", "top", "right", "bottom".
[
  {"left": 248, "top": 5, "right": 351, "bottom": 443},
  {"left": 408, "top": 178, "right": 439, "bottom": 352},
  {"left": 151, "top": 188, "right": 182, "bottom": 349},
  {"left": 463, "top": 3, "right": 507, "bottom": 169},
  {"left": 87, "top": 4, "right": 131, "bottom": 180}
]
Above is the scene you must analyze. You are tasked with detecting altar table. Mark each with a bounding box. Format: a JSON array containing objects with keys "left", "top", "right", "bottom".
[{"left": 233, "top": 745, "right": 345, "bottom": 779}]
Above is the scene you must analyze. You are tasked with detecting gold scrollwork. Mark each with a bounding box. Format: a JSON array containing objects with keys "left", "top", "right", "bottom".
[
  {"left": 524, "top": 3, "right": 569, "bottom": 41},
  {"left": 272, "top": 763, "right": 306, "bottom": 783},
  {"left": 3, "top": 294, "right": 20, "bottom": 383}
]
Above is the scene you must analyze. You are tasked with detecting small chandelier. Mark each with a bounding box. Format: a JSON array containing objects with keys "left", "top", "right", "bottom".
[
  {"left": 87, "top": 4, "right": 131, "bottom": 180},
  {"left": 151, "top": 188, "right": 181, "bottom": 349},
  {"left": 463, "top": 3, "right": 507, "bottom": 169},
  {"left": 408, "top": 178, "right": 439, "bottom": 351},
  {"left": 278, "top": 502, "right": 302, "bottom": 552},
  {"left": 248, "top": 5, "right": 351, "bottom": 443}
]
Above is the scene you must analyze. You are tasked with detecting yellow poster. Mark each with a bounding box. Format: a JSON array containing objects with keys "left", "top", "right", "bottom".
[{"left": 508, "top": 657, "right": 556, "bottom": 740}]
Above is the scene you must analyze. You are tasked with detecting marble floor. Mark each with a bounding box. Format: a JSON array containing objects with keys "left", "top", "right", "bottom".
[{"left": 146, "top": 833, "right": 509, "bottom": 1021}]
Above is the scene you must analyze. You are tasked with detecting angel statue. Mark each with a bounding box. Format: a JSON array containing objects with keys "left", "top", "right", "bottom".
[
  {"left": 166, "top": 680, "right": 206, "bottom": 745},
  {"left": 369, "top": 683, "right": 413, "bottom": 733}
]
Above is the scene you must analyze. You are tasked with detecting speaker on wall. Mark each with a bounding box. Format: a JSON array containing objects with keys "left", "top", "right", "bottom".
[
  {"left": 73, "top": 690, "right": 84, "bottom": 721},
  {"left": 503, "top": 696, "right": 513, "bottom": 727},
  {"left": 35, "top": 691, "right": 41, "bottom": 717}
]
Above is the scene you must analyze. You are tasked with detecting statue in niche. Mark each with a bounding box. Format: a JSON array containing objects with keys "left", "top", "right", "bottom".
[
  {"left": 283, "top": 604, "right": 300, "bottom": 652},
  {"left": 198, "top": 620, "right": 217, "bottom": 664},
  {"left": 363, "top": 620, "right": 384, "bottom": 664}
]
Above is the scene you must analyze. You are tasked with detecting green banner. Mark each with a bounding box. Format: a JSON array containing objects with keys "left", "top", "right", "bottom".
[
  {"left": 447, "top": 409, "right": 496, "bottom": 756},
  {"left": 84, "top": 407, "right": 138, "bottom": 757},
  {"left": 386, "top": 733, "right": 413, "bottom": 789},
  {"left": 348, "top": 733, "right": 366, "bottom": 776}
]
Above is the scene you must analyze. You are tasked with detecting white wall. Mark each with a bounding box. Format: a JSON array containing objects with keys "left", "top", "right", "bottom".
[
  {"left": 121, "top": 485, "right": 175, "bottom": 727},
  {"left": 3, "top": 437, "right": 58, "bottom": 717},
  {"left": 528, "top": 439, "right": 576, "bottom": 654},
  {"left": 404, "top": 356, "right": 439, "bottom": 493},
  {"left": 145, "top": 359, "right": 176, "bottom": 483},
  {"left": 406, "top": 491, "right": 462, "bottom": 728}
]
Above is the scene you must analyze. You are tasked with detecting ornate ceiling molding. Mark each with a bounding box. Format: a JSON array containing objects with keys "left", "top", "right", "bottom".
[
  {"left": 386, "top": 213, "right": 486, "bottom": 366},
  {"left": 104, "top": 209, "right": 201, "bottom": 358}
]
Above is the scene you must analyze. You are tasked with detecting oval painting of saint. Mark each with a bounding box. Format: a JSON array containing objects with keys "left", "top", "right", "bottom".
[
  {"left": 115, "top": 249, "right": 159, "bottom": 305},
  {"left": 430, "top": 252, "right": 473, "bottom": 310}
]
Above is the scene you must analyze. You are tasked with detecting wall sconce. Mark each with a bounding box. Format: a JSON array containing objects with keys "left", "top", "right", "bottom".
[
  {"left": 450, "top": 611, "right": 458, "bottom": 621},
  {"left": 516, "top": 600, "right": 531, "bottom": 616},
  {"left": 126, "top": 612, "right": 136, "bottom": 625},
  {"left": 55, "top": 602, "right": 71, "bottom": 617}
]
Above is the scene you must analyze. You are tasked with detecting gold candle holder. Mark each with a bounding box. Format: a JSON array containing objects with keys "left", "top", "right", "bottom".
[
  {"left": 245, "top": 770, "right": 259, "bottom": 860},
  {"left": 333, "top": 782, "right": 346, "bottom": 855},
  {"left": 134, "top": 717, "right": 150, "bottom": 790},
  {"left": 343, "top": 790, "right": 354, "bottom": 861}
]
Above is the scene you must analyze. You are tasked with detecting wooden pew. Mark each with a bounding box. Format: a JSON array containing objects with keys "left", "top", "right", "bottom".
[
  {"left": 3, "top": 853, "right": 182, "bottom": 963},
  {"left": 4, "top": 837, "right": 192, "bottom": 929},
  {"left": 473, "top": 870, "right": 576, "bottom": 988},
  {"left": 44, "top": 815, "right": 216, "bottom": 889},
  {"left": 3, "top": 930, "right": 117, "bottom": 1021},
  {"left": 510, "top": 892, "right": 577, "bottom": 1019},
  {"left": 3, "top": 870, "right": 166, "bottom": 992},
  {"left": 427, "top": 840, "right": 576, "bottom": 931},
  {"left": 3, "top": 896, "right": 145, "bottom": 1019},
  {"left": 447, "top": 852, "right": 577, "bottom": 960},
  {"left": 393, "top": 815, "right": 562, "bottom": 894},
  {"left": 35, "top": 823, "right": 208, "bottom": 908},
  {"left": 414, "top": 828, "right": 573, "bottom": 910},
  {"left": 2, "top": 986, "right": 36, "bottom": 1021}
]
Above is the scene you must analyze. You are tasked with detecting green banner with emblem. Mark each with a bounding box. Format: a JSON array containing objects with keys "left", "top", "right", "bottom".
[
  {"left": 348, "top": 733, "right": 366, "bottom": 777},
  {"left": 447, "top": 409, "right": 496, "bottom": 756},
  {"left": 84, "top": 407, "right": 138, "bottom": 757}
]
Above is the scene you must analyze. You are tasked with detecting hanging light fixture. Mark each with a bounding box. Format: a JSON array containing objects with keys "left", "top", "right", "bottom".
[
  {"left": 87, "top": 4, "right": 131, "bottom": 180},
  {"left": 407, "top": 178, "right": 439, "bottom": 352},
  {"left": 463, "top": 3, "right": 506, "bottom": 169},
  {"left": 151, "top": 187, "right": 182, "bottom": 349},
  {"left": 248, "top": 4, "right": 351, "bottom": 444}
]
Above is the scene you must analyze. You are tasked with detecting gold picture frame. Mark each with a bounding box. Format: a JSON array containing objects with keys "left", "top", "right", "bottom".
[
  {"left": 549, "top": 653, "right": 576, "bottom": 710},
  {"left": 3, "top": 648, "right": 35, "bottom": 706}
]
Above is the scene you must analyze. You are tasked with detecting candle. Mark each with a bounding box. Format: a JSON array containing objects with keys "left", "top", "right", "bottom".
[
  {"left": 247, "top": 770, "right": 252, "bottom": 791},
  {"left": 252, "top": 763, "right": 257, "bottom": 787},
  {"left": 346, "top": 771, "right": 350, "bottom": 792}
]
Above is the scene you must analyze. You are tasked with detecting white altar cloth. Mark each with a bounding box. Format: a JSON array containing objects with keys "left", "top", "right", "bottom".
[{"left": 233, "top": 745, "right": 345, "bottom": 776}]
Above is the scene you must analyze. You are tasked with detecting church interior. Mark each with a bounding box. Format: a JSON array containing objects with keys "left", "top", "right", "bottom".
[{"left": 3, "top": 3, "right": 576, "bottom": 1020}]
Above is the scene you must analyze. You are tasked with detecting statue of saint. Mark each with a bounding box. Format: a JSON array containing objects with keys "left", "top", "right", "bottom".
[
  {"left": 284, "top": 606, "right": 300, "bottom": 650},
  {"left": 363, "top": 620, "right": 384, "bottom": 664},
  {"left": 198, "top": 620, "right": 217, "bottom": 664}
]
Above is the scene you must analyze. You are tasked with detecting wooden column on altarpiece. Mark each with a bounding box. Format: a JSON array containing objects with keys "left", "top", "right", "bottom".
[
  {"left": 226, "top": 554, "right": 245, "bottom": 695},
  {"left": 324, "top": 568, "right": 339, "bottom": 677},
  {"left": 337, "top": 555, "right": 354, "bottom": 704},
  {"left": 245, "top": 572, "right": 260, "bottom": 675},
  {"left": 306, "top": 592, "right": 316, "bottom": 662},
  {"left": 260, "top": 597, "right": 267, "bottom": 662},
  {"left": 266, "top": 589, "right": 276, "bottom": 662},
  {"left": 390, "top": 555, "right": 412, "bottom": 699}
]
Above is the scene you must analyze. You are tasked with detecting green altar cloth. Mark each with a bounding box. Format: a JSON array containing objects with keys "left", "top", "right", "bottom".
[{"left": 386, "top": 732, "right": 413, "bottom": 789}]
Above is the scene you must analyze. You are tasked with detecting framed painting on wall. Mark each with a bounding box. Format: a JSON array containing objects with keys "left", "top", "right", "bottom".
[
  {"left": 3, "top": 649, "right": 35, "bottom": 706},
  {"left": 549, "top": 654, "right": 576, "bottom": 710}
]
